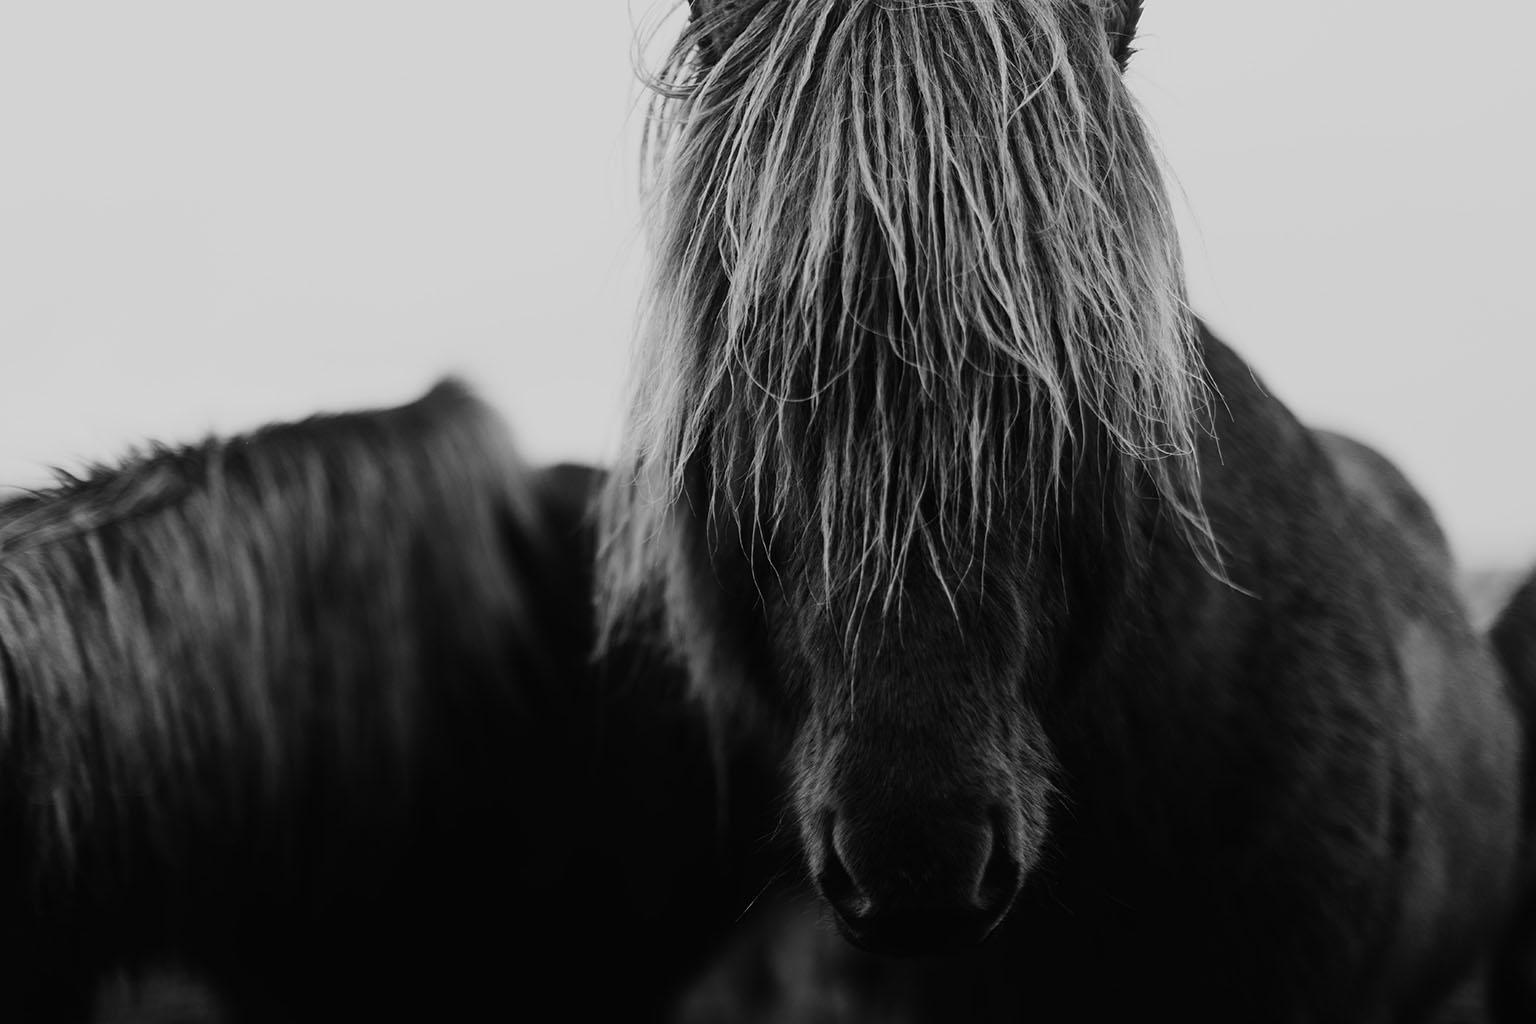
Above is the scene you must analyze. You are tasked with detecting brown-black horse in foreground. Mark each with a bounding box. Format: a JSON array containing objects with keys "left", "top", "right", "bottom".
[
  {"left": 0, "top": 384, "right": 770, "bottom": 1022},
  {"left": 599, "top": 1, "right": 1536, "bottom": 1020}
]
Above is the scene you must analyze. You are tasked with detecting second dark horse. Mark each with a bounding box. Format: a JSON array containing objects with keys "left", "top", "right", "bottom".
[{"left": 0, "top": 385, "right": 771, "bottom": 1022}]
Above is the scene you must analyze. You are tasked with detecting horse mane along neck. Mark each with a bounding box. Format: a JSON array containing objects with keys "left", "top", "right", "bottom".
[
  {"left": 602, "top": 0, "right": 1210, "bottom": 642},
  {"left": 0, "top": 381, "right": 551, "bottom": 874}
]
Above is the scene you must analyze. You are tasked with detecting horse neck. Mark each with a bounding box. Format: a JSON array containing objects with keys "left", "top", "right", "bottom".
[{"left": 1037, "top": 327, "right": 1382, "bottom": 859}]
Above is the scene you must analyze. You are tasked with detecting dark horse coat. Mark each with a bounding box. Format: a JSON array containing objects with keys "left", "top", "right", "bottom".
[{"left": 0, "top": 384, "right": 772, "bottom": 1022}]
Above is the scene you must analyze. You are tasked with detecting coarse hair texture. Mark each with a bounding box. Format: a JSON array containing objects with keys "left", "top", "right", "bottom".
[
  {"left": 0, "top": 381, "right": 546, "bottom": 892},
  {"left": 599, "top": 0, "right": 1211, "bottom": 649}
]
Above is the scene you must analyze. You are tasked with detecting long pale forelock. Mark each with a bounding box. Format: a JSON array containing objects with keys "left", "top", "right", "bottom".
[{"left": 602, "top": 0, "right": 1209, "bottom": 649}]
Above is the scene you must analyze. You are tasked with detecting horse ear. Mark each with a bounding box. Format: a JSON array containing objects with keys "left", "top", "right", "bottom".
[{"left": 1107, "top": 0, "right": 1144, "bottom": 71}]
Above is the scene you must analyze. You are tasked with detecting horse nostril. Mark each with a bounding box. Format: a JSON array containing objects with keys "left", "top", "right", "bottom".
[{"left": 816, "top": 811, "right": 874, "bottom": 925}]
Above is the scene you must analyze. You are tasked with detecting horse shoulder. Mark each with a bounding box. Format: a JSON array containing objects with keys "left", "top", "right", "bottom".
[
  {"left": 1305, "top": 432, "right": 1522, "bottom": 1011},
  {"left": 1193, "top": 328, "right": 1523, "bottom": 1016}
]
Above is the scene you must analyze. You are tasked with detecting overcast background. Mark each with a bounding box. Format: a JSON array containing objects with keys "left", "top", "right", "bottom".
[{"left": 1, "top": 2, "right": 1531, "bottom": 569}]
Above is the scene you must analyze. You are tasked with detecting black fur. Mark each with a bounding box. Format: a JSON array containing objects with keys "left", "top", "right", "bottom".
[
  {"left": 0, "top": 387, "right": 772, "bottom": 1022},
  {"left": 1488, "top": 573, "right": 1536, "bottom": 1021},
  {"left": 1108, "top": 0, "right": 1144, "bottom": 69}
]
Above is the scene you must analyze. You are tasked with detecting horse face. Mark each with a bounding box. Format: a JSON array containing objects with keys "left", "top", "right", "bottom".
[
  {"left": 737, "top": 532, "right": 1059, "bottom": 955},
  {"left": 634, "top": 0, "right": 1160, "bottom": 959}
]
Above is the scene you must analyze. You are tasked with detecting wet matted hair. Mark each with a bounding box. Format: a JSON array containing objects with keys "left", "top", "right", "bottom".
[{"left": 601, "top": 0, "right": 1210, "bottom": 650}]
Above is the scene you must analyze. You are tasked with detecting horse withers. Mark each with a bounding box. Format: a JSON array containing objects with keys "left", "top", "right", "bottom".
[{"left": 599, "top": 1, "right": 1534, "bottom": 1019}]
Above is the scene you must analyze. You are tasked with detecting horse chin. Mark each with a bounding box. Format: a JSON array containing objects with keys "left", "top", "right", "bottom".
[
  {"left": 802, "top": 793, "right": 1030, "bottom": 957},
  {"left": 825, "top": 897, "right": 1015, "bottom": 958}
]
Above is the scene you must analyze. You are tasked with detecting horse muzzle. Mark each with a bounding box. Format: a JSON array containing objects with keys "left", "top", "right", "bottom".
[{"left": 811, "top": 805, "right": 1023, "bottom": 955}]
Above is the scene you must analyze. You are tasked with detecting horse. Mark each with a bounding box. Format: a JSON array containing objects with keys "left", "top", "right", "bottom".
[
  {"left": 0, "top": 384, "right": 768, "bottom": 1022},
  {"left": 597, "top": 2, "right": 1536, "bottom": 1020}
]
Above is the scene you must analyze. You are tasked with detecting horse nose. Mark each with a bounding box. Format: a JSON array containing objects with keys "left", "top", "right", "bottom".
[{"left": 814, "top": 808, "right": 1022, "bottom": 954}]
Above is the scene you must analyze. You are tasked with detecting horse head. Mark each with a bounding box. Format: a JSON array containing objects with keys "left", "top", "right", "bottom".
[{"left": 605, "top": 0, "right": 1199, "bottom": 955}]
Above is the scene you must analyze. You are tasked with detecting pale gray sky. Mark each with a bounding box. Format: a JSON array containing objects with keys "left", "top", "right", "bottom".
[{"left": 1, "top": 2, "right": 1531, "bottom": 567}]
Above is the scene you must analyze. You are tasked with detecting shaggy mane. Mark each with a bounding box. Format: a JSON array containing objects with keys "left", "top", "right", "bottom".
[
  {"left": 601, "top": 0, "right": 1210, "bottom": 644},
  {"left": 0, "top": 381, "right": 546, "bottom": 881}
]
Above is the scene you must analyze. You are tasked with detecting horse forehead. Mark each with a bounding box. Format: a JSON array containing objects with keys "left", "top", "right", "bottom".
[{"left": 772, "top": 573, "right": 1032, "bottom": 674}]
